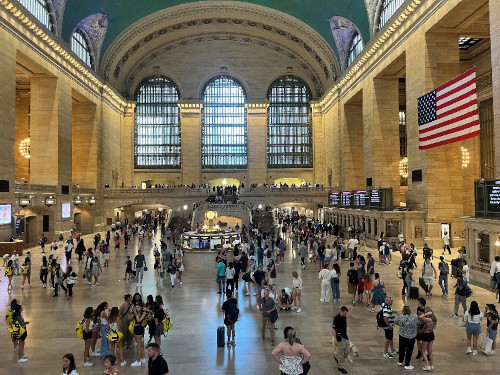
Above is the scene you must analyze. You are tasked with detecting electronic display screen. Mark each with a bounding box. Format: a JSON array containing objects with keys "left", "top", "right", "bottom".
[
  {"left": 0, "top": 204, "right": 11, "bottom": 225},
  {"left": 329, "top": 192, "right": 340, "bottom": 207},
  {"left": 340, "top": 191, "right": 353, "bottom": 207},
  {"left": 62, "top": 203, "right": 71, "bottom": 219}
]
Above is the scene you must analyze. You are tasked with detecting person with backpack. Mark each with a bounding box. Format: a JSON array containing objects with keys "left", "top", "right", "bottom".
[
  {"left": 221, "top": 289, "right": 239, "bottom": 347},
  {"left": 82, "top": 306, "right": 94, "bottom": 367},
  {"left": 451, "top": 275, "right": 469, "bottom": 317},
  {"left": 381, "top": 297, "right": 397, "bottom": 358},
  {"left": 438, "top": 256, "right": 449, "bottom": 297},
  {"left": 11, "top": 304, "right": 29, "bottom": 363},
  {"left": 20, "top": 257, "right": 31, "bottom": 290},
  {"left": 421, "top": 257, "right": 437, "bottom": 298},
  {"left": 346, "top": 262, "right": 359, "bottom": 306}
]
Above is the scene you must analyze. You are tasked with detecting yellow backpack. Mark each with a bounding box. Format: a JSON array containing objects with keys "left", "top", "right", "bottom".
[
  {"left": 8, "top": 321, "right": 26, "bottom": 339},
  {"left": 107, "top": 328, "right": 123, "bottom": 343},
  {"left": 21, "top": 266, "right": 28, "bottom": 275},
  {"left": 76, "top": 319, "right": 84, "bottom": 339},
  {"left": 5, "top": 267, "right": 12, "bottom": 276},
  {"left": 128, "top": 319, "right": 135, "bottom": 335},
  {"left": 5, "top": 310, "right": 13, "bottom": 325},
  {"left": 162, "top": 312, "right": 173, "bottom": 335}
]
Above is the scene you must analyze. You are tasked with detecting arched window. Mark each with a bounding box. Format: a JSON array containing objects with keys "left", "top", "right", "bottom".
[
  {"left": 18, "top": 0, "right": 52, "bottom": 29},
  {"left": 348, "top": 33, "right": 363, "bottom": 66},
  {"left": 71, "top": 30, "right": 92, "bottom": 67},
  {"left": 202, "top": 76, "right": 247, "bottom": 169},
  {"left": 379, "top": 0, "right": 405, "bottom": 30},
  {"left": 134, "top": 77, "right": 181, "bottom": 169},
  {"left": 267, "top": 75, "right": 312, "bottom": 168}
]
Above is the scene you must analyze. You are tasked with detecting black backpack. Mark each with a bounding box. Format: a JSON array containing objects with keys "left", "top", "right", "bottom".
[
  {"left": 376, "top": 310, "right": 387, "bottom": 328},
  {"left": 348, "top": 270, "right": 359, "bottom": 285},
  {"left": 228, "top": 300, "right": 239, "bottom": 323}
]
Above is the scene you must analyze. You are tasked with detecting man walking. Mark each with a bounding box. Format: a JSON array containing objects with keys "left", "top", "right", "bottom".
[
  {"left": 421, "top": 257, "right": 437, "bottom": 297},
  {"left": 260, "top": 289, "right": 277, "bottom": 346},
  {"left": 299, "top": 242, "right": 308, "bottom": 270},
  {"left": 134, "top": 249, "right": 147, "bottom": 287},
  {"left": 442, "top": 232, "right": 451, "bottom": 255},
  {"left": 346, "top": 262, "right": 359, "bottom": 306},
  {"left": 333, "top": 306, "right": 350, "bottom": 374},
  {"left": 451, "top": 275, "right": 468, "bottom": 317},
  {"left": 438, "top": 256, "right": 449, "bottom": 297}
]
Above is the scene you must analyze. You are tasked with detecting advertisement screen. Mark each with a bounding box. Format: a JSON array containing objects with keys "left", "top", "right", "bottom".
[
  {"left": 0, "top": 204, "right": 11, "bottom": 225},
  {"left": 62, "top": 203, "right": 71, "bottom": 219}
]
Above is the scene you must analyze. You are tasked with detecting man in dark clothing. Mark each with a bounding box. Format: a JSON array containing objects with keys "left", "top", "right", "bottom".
[
  {"left": 260, "top": 288, "right": 277, "bottom": 345},
  {"left": 333, "top": 306, "right": 350, "bottom": 374},
  {"left": 252, "top": 265, "right": 266, "bottom": 307},
  {"left": 147, "top": 343, "right": 169, "bottom": 375}
]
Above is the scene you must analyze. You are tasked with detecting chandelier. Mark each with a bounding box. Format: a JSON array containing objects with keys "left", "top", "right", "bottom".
[
  {"left": 461, "top": 146, "right": 470, "bottom": 168},
  {"left": 399, "top": 157, "right": 408, "bottom": 178},
  {"left": 19, "top": 138, "right": 31, "bottom": 159}
]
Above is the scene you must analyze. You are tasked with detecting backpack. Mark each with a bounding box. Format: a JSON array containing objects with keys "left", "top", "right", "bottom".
[
  {"left": 441, "top": 261, "right": 449, "bottom": 275},
  {"left": 376, "top": 310, "right": 387, "bottom": 328},
  {"left": 227, "top": 300, "right": 239, "bottom": 323},
  {"left": 4, "top": 267, "right": 12, "bottom": 276},
  {"left": 8, "top": 320, "right": 26, "bottom": 339},
  {"left": 348, "top": 270, "right": 359, "bottom": 285},
  {"left": 107, "top": 328, "right": 123, "bottom": 343},
  {"left": 5, "top": 309, "right": 13, "bottom": 325},
  {"left": 76, "top": 319, "right": 84, "bottom": 339},
  {"left": 162, "top": 311, "right": 173, "bottom": 336},
  {"left": 21, "top": 266, "right": 28, "bottom": 275}
]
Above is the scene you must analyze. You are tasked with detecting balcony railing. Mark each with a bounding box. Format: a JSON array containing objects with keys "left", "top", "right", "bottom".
[{"left": 15, "top": 183, "right": 56, "bottom": 193}]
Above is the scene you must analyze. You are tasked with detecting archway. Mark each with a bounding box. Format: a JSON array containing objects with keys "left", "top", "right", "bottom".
[{"left": 273, "top": 178, "right": 307, "bottom": 187}]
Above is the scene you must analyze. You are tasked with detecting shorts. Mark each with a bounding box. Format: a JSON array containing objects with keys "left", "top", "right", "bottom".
[
  {"left": 18, "top": 332, "right": 27, "bottom": 341},
  {"left": 134, "top": 325, "right": 145, "bottom": 336},
  {"left": 423, "top": 276, "right": 434, "bottom": 286},
  {"left": 357, "top": 288, "right": 364, "bottom": 293},
  {"left": 488, "top": 329, "right": 498, "bottom": 341},
  {"left": 224, "top": 318, "right": 235, "bottom": 327},
  {"left": 416, "top": 330, "right": 424, "bottom": 341},
  {"left": 154, "top": 324, "right": 163, "bottom": 337},
  {"left": 325, "top": 257, "right": 331, "bottom": 262},
  {"left": 255, "top": 285, "right": 262, "bottom": 296},
  {"left": 318, "top": 256, "right": 325, "bottom": 262},
  {"left": 83, "top": 331, "right": 92, "bottom": 341},
  {"left": 348, "top": 283, "right": 357, "bottom": 295},
  {"left": 384, "top": 329, "right": 394, "bottom": 340},
  {"left": 365, "top": 290, "right": 372, "bottom": 294},
  {"left": 422, "top": 332, "right": 435, "bottom": 342},
  {"left": 466, "top": 322, "right": 481, "bottom": 335},
  {"left": 126, "top": 267, "right": 132, "bottom": 273}
]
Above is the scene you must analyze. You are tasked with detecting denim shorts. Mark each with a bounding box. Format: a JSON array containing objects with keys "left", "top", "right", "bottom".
[
  {"left": 466, "top": 322, "right": 481, "bottom": 335},
  {"left": 488, "top": 329, "right": 498, "bottom": 341}
]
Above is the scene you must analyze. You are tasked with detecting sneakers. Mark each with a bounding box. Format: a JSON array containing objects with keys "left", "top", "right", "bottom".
[
  {"left": 451, "top": 313, "right": 458, "bottom": 318},
  {"left": 83, "top": 361, "right": 94, "bottom": 367},
  {"left": 121, "top": 361, "right": 127, "bottom": 366},
  {"left": 398, "top": 362, "right": 403, "bottom": 366},
  {"left": 382, "top": 352, "right": 393, "bottom": 358},
  {"left": 404, "top": 365, "right": 414, "bottom": 370},
  {"left": 472, "top": 350, "right": 477, "bottom": 356},
  {"left": 422, "top": 366, "right": 432, "bottom": 371},
  {"left": 141, "top": 358, "right": 146, "bottom": 363},
  {"left": 369, "top": 308, "right": 375, "bottom": 313},
  {"left": 260, "top": 336, "right": 265, "bottom": 341},
  {"left": 227, "top": 341, "right": 232, "bottom": 347},
  {"left": 179, "top": 281, "right": 183, "bottom": 285},
  {"left": 18, "top": 357, "right": 28, "bottom": 363},
  {"left": 131, "top": 361, "right": 141, "bottom": 367},
  {"left": 291, "top": 306, "right": 298, "bottom": 311},
  {"left": 352, "top": 301, "right": 356, "bottom": 306},
  {"left": 297, "top": 308, "right": 302, "bottom": 313},
  {"left": 466, "top": 347, "right": 472, "bottom": 354},
  {"left": 390, "top": 350, "right": 399, "bottom": 355}
]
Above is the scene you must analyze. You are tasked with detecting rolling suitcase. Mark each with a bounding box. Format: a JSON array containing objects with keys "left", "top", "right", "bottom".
[
  {"left": 217, "top": 326, "right": 225, "bottom": 347},
  {"left": 419, "top": 277, "right": 429, "bottom": 293},
  {"left": 409, "top": 286, "right": 419, "bottom": 299}
]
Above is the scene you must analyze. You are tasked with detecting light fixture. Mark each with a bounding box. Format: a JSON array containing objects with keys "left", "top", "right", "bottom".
[
  {"left": 88, "top": 197, "right": 96, "bottom": 205},
  {"left": 19, "top": 138, "right": 30, "bottom": 159},
  {"left": 496, "top": 240, "right": 500, "bottom": 247},
  {"left": 74, "top": 196, "right": 82, "bottom": 205},
  {"left": 19, "top": 198, "right": 31, "bottom": 207},
  {"left": 258, "top": 204, "right": 263, "bottom": 209},
  {"left": 461, "top": 147, "right": 470, "bottom": 168},
  {"left": 222, "top": 179, "right": 227, "bottom": 185},
  {"left": 183, "top": 204, "right": 188, "bottom": 210},
  {"left": 45, "top": 196, "right": 56, "bottom": 206},
  {"left": 399, "top": 157, "right": 408, "bottom": 178}
]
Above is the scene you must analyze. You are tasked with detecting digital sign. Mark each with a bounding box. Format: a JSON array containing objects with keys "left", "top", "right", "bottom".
[
  {"left": 475, "top": 180, "right": 500, "bottom": 219},
  {"left": 62, "top": 203, "right": 71, "bottom": 219},
  {"left": 329, "top": 192, "right": 339, "bottom": 206},
  {"left": 0, "top": 204, "right": 11, "bottom": 225},
  {"left": 327, "top": 188, "right": 393, "bottom": 211},
  {"left": 353, "top": 191, "right": 369, "bottom": 208},
  {"left": 340, "top": 191, "right": 353, "bottom": 207}
]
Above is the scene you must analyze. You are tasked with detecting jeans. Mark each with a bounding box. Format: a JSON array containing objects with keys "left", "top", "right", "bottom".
[
  {"left": 439, "top": 274, "right": 448, "bottom": 295},
  {"left": 331, "top": 279, "right": 340, "bottom": 301},
  {"left": 398, "top": 336, "right": 416, "bottom": 366},
  {"left": 100, "top": 324, "right": 110, "bottom": 358},
  {"left": 136, "top": 266, "right": 144, "bottom": 284},
  {"left": 54, "top": 282, "right": 60, "bottom": 295},
  {"left": 67, "top": 283, "right": 73, "bottom": 296},
  {"left": 454, "top": 294, "right": 467, "bottom": 315},
  {"left": 60, "top": 282, "right": 68, "bottom": 295},
  {"left": 405, "top": 276, "right": 412, "bottom": 297},
  {"left": 217, "top": 276, "right": 226, "bottom": 293}
]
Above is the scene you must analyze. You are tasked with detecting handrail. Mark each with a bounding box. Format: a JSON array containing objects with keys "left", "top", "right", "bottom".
[{"left": 14, "top": 183, "right": 56, "bottom": 193}]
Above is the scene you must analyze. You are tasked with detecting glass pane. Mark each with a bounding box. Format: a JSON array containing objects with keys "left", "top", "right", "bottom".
[
  {"left": 134, "top": 77, "right": 181, "bottom": 169},
  {"left": 348, "top": 33, "right": 363, "bottom": 66},
  {"left": 379, "top": 0, "right": 405, "bottom": 30},
  {"left": 71, "top": 30, "right": 92, "bottom": 67},
  {"left": 18, "top": 0, "right": 51, "bottom": 29},
  {"left": 267, "top": 75, "right": 312, "bottom": 168},
  {"left": 202, "top": 76, "right": 247, "bottom": 169}
]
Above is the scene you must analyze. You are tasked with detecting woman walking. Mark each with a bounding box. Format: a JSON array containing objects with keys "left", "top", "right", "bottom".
[
  {"left": 175, "top": 252, "right": 184, "bottom": 284},
  {"left": 12, "top": 304, "right": 29, "bottom": 362},
  {"left": 39, "top": 256, "right": 48, "bottom": 288},
  {"left": 130, "top": 302, "right": 147, "bottom": 367},
  {"left": 82, "top": 307, "right": 94, "bottom": 367},
  {"left": 65, "top": 266, "right": 78, "bottom": 299},
  {"left": 92, "top": 256, "right": 103, "bottom": 286},
  {"left": 330, "top": 263, "right": 341, "bottom": 303},
  {"left": 108, "top": 307, "right": 126, "bottom": 366},
  {"left": 394, "top": 305, "right": 418, "bottom": 370},
  {"left": 369, "top": 273, "right": 385, "bottom": 313},
  {"left": 464, "top": 300, "right": 483, "bottom": 355},
  {"left": 21, "top": 257, "right": 31, "bottom": 289},
  {"left": 5, "top": 259, "right": 14, "bottom": 290},
  {"left": 419, "top": 307, "right": 437, "bottom": 371},
  {"left": 53, "top": 263, "right": 64, "bottom": 297},
  {"left": 98, "top": 302, "right": 111, "bottom": 359}
]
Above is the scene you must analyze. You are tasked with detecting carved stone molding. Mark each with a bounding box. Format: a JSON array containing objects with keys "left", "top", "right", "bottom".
[
  {"left": 75, "top": 13, "right": 108, "bottom": 70},
  {"left": 329, "top": 17, "right": 363, "bottom": 71}
]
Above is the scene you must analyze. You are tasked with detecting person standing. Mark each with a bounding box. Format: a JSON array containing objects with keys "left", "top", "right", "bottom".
[
  {"left": 438, "top": 256, "right": 449, "bottom": 297},
  {"left": 381, "top": 297, "right": 397, "bottom": 358},
  {"left": 134, "top": 249, "right": 146, "bottom": 287},
  {"left": 261, "top": 289, "right": 277, "bottom": 346},
  {"left": 394, "top": 305, "right": 418, "bottom": 370},
  {"left": 319, "top": 264, "right": 332, "bottom": 303},
  {"left": 291, "top": 271, "right": 303, "bottom": 312},
  {"left": 221, "top": 289, "right": 239, "bottom": 347},
  {"left": 442, "top": 232, "right": 451, "bottom": 255},
  {"left": 485, "top": 303, "right": 498, "bottom": 355},
  {"left": 84, "top": 250, "right": 93, "bottom": 285},
  {"left": 369, "top": 273, "right": 385, "bottom": 313},
  {"left": 119, "top": 295, "right": 133, "bottom": 349},
  {"left": 462, "top": 260, "right": 470, "bottom": 282},
  {"left": 419, "top": 307, "right": 437, "bottom": 371},
  {"left": 216, "top": 258, "right": 226, "bottom": 294},
  {"left": 490, "top": 256, "right": 500, "bottom": 291},
  {"left": 330, "top": 263, "right": 341, "bottom": 303},
  {"left": 146, "top": 343, "right": 169, "bottom": 375},
  {"left": 332, "top": 306, "right": 350, "bottom": 374},
  {"left": 464, "top": 300, "right": 483, "bottom": 355},
  {"left": 252, "top": 265, "right": 266, "bottom": 308},
  {"left": 20, "top": 257, "right": 31, "bottom": 289},
  {"left": 298, "top": 242, "right": 308, "bottom": 270},
  {"left": 451, "top": 275, "right": 468, "bottom": 317},
  {"left": 421, "top": 257, "right": 437, "bottom": 297},
  {"left": 366, "top": 253, "right": 375, "bottom": 277},
  {"left": 271, "top": 329, "right": 311, "bottom": 375},
  {"left": 346, "top": 262, "right": 359, "bottom": 306}
]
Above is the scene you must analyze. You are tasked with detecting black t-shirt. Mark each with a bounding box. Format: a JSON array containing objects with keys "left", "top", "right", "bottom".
[
  {"left": 154, "top": 310, "right": 165, "bottom": 324},
  {"left": 487, "top": 312, "right": 499, "bottom": 331},
  {"left": 333, "top": 313, "right": 348, "bottom": 340},
  {"left": 148, "top": 354, "right": 169, "bottom": 375},
  {"left": 318, "top": 246, "right": 325, "bottom": 257},
  {"left": 253, "top": 270, "right": 265, "bottom": 285}
]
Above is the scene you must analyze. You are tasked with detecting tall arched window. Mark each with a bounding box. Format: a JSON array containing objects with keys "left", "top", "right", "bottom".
[
  {"left": 348, "top": 33, "right": 363, "bottom": 66},
  {"left": 202, "top": 76, "right": 247, "bottom": 169},
  {"left": 379, "top": 0, "right": 405, "bottom": 30},
  {"left": 18, "top": 0, "right": 52, "bottom": 29},
  {"left": 71, "top": 30, "right": 92, "bottom": 67},
  {"left": 267, "top": 76, "right": 312, "bottom": 168},
  {"left": 134, "top": 77, "right": 181, "bottom": 169}
]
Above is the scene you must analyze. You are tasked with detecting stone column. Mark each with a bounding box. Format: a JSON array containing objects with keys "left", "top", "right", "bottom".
[
  {"left": 72, "top": 100, "right": 97, "bottom": 187},
  {"left": 312, "top": 103, "right": 326, "bottom": 185},
  {"left": 342, "top": 100, "right": 364, "bottom": 190},
  {"left": 178, "top": 100, "right": 203, "bottom": 185},
  {"left": 246, "top": 101, "right": 269, "bottom": 185},
  {"left": 490, "top": 0, "right": 500, "bottom": 177},
  {"left": 120, "top": 103, "right": 135, "bottom": 188},
  {"left": 15, "top": 92, "right": 30, "bottom": 182}
]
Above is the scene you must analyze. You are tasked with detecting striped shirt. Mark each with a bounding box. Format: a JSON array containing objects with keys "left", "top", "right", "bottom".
[{"left": 382, "top": 303, "right": 395, "bottom": 327}]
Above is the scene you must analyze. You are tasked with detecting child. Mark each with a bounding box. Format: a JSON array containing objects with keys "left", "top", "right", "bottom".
[
  {"left": 226, "top": 262, "right": 236, "bottom": 292},
  {"left": 364, "top": 274, "right": 373, "bottom": 306},
  {"left": 357, "top": 277, "right": 365, "bottom": 303},
  {"left": 124, "top": 256, "right": 132, "bottom": 280}
]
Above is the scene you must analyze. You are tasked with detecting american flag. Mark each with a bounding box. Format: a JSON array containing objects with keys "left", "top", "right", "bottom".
[{"left": 418, "top": 68, "right": 480, "bottom": 150}]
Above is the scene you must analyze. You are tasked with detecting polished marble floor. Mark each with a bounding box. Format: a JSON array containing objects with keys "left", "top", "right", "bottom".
[{"left": 1, "top": 231, "right": 500, "bottom": 375}]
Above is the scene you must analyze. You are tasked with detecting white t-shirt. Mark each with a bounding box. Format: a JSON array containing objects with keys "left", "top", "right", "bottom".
[
  {"left": 292, "top": 277, "right": 303, "bottom": 290},
  {"left": 464, "top": 311, "right": 483, "bottom": 324},
  {"left": 462, "top": 264, "right": 470, "bottom": 281},
  {"left": 348, "top": 239, "right": 358, "bottom": 249},
  {"left": 63, "top": 370, "right": 79, "bottom": 375},
  {"left": 325, "top": 247, "right": 332, "bottom": 257},
  {"left": 319, "top": 269, "right": 332, "bottom": 280},
  {"left": 330, "top": 269, "right": 339, "bottom": 280},
  {"left": 443, "top": 234, "right": 450, "bottom": 246}
]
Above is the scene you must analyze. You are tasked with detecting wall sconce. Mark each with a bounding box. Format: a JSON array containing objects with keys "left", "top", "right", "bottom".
[
  {"left": 495, "top": 240, "right": 500, "bottom": 247},
  {"left": 19, "top": 138, "right": 31, "bottom": 159},
  {"left": 45, "top": 196, "right": 56, "bottom": 206},
  {"left": 461, "top": 147, "right": 470, "bottom": 168},
  {"left": 88, "top": 197, "right": 96, "bottom": 205},
  {"left": 74, "top": 197, "right": 82, "bottom": 205},
  {"left": 19, "top": 198, "right": 31, "bottom": 207}
]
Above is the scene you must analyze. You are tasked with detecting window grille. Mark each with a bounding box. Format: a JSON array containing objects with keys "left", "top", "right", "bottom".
[
  {"left": 379, "top": 0, "right": 405, "bottom": 30},
  {"left": 18, "top": 0, "right": 51, "bottom": 29},
  {"left": 347, "top": 33, "right": 363, "bottom": 66},
  {"left": 71, "top": 30, "right": 92, "bottom": 67}
]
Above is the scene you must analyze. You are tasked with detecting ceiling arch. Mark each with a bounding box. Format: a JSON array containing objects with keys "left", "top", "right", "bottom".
[{"left": 101, "top": 2, "right": 341, "bottom": 98}]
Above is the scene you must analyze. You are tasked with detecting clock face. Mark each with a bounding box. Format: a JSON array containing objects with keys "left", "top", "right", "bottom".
[{"left": 206, "top": 211, "right": 217, "bottom": 220}]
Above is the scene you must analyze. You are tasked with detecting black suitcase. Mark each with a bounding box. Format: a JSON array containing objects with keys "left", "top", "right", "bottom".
[
  {"left": 409, "top": 287, "right": 419, "bottom": 299},
  {"left": 419, "top": 277, "right": 429, "bottom": 293},
  {"left": 217, "top": 326, "right": 225, "bottom": 347}
]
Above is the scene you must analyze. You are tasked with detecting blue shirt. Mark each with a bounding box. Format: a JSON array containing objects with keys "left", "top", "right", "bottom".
[
  {"left": 257, "top": 247, "right": 264, "bottom": 259},
  {"left": 217, "top": 262, "right": 226, "bottom": 277}
]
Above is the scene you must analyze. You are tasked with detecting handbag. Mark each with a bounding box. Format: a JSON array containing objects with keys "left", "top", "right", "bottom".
[
  {"left": 269, "top": 309, "right": 279, "bottom": 323},
  {"left": 480, "top": 334, "right": 494, "bottom": 354},
  {"left": 144, "top": 266, "right": 148, "bottom": 272}
]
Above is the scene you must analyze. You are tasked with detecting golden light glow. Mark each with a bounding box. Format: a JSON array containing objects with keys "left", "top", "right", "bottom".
[
  {"left": 399, "top": 157, "right": 408, "bottom": 178},
  {"left": 461, "top": 147, "right": 470, "bottom": 168},
  {"left": 19, "top": 138, "right": 30, "bottom": 159}
]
